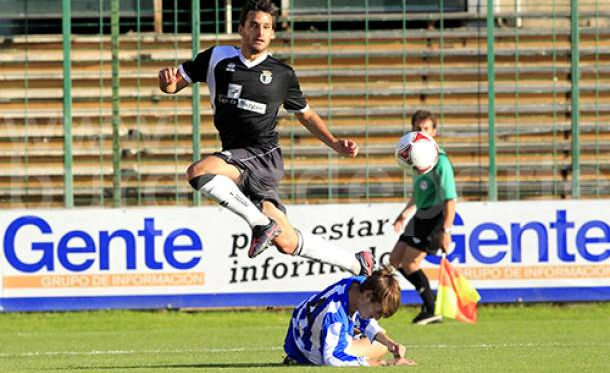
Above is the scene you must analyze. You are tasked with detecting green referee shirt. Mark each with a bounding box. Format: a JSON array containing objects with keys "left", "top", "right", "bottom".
[{"left": 412, "top": 148, "right": 457, "bottom": 209}]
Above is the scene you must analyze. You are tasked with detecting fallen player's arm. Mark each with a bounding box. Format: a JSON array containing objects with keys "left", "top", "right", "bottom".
[{"left": 373, "top": 331, "right": 416, "bottom": 366}]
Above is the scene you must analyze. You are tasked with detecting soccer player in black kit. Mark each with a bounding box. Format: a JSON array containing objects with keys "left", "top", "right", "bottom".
[{"left": 158, "top": 0, "right": 373, "bottom": 276}]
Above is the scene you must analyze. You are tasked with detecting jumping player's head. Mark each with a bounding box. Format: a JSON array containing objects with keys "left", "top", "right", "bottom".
[
  {"left": 357, "top": 266, "right": 401, "bottom": 320},
  {"left": 238, "top": 0, "right": 279, "bottom": 56},
  {"left": 411, "top": 110, "right": 438, "bottom": 138}
]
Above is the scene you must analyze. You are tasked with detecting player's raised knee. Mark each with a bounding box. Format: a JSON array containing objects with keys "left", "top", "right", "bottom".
[{"left": 185, "top": 162, "right": 205, "bottom": 180}]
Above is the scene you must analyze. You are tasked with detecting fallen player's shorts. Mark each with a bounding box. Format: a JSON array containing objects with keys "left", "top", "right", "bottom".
[{"left": 212, "top": 143, "right": 286, "bottom": 213}]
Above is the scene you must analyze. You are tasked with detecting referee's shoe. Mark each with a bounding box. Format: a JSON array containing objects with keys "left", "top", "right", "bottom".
[
  {"left": 248, "top": 219, "right": 281, "bottom": 258},
  {"left": 412, "top": 309, "right": 443, "bottom": 325}
]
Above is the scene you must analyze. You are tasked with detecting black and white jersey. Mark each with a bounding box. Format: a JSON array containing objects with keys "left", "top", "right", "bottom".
[{"left": 179, "top": 45, "right": 309, "bottom": 150}]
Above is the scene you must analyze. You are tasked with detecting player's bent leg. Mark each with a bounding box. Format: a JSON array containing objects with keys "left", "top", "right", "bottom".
[
  {"left": 261, "top": 201, "right": 370, "bottom": 275},
  {"left": 261, "top": 201, "right": 296, "bottom": 255},
  {"left": 187, "top": 155, "right": 271, "bottom": 231},
  {"left": 294, "top": 228, "right": 373, "bottom": 275},
  {"left": 186, "top": 155, "right": 240, "bottom": 183},
  {"left": 348, "top": 338, "right": 388, "bottom": 360}
]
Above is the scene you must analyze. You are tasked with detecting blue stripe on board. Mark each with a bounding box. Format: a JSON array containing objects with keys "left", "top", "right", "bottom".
[{"left": 1, "top": 286, "right": 609, "bottom": 312}]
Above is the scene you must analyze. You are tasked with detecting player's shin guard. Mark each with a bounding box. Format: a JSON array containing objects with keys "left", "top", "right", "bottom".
[
  {"left": 403, "top": 269, "right": 435, "bottom": 313},
  {"left": 293, "top": 230, "right": 362, "bottom": 275},
  {"left": 189, "top": 174, "right": 269, "bottom": 227}
]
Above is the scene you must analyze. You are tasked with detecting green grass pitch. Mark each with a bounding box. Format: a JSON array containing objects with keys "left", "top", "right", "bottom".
[{"left": 0, "top": 303, "right": 609, "bottom": 372}]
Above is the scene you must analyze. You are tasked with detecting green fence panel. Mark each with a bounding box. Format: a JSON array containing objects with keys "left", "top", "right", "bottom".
[
  {"left": 0, "top": 0, "right": 608, "bottom": 208},
  {"left": 62, "top": 0, "right": 73, "bottom": 207}
]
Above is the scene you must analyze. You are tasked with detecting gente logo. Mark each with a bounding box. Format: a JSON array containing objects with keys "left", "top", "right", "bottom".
[
  {"left": 429, "top": 209, "right": 610, "bottom": 265},
  {"left": 3, "top": 216, "right": 203, "bottom": 273}
]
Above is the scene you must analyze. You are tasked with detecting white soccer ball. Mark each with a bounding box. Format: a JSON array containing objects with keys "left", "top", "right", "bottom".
[{"left": 395, "top": 131, "right": 439, "bottom": 175}]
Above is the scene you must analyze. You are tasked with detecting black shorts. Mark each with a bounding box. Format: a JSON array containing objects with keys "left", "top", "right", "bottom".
[
  {"left": 212, "top": 143, "right": 286, "bottom": 213},
  {"left": 398, "top": 207, "right": 444, "bottom": 255}
]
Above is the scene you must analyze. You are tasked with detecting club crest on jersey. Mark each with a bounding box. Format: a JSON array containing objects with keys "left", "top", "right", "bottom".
[
  {"left": 226, "top": 63, "right": 236, "bottom": 72},
  {"left": 419, "top": 180, "right": 429, "bottom": 190},
  {"left": 259, "top": 70, "right": 273, "bottom": 85}
]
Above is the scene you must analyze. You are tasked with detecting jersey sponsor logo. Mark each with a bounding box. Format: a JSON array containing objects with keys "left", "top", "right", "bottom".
[
  {"left": 259, "top": 70, "right": 273, "bottom": 85},
  {"left": 226, "top": 62, "right": 236, "bottom": 72},
  {"left": 237, "top": 98, "right": 266, "bottom": 114},
  {"left": 419, "top": 180, "right": 429, "bottom": 190},
  {"left": 217, "top": 95, "right": 266, "bottom": 114},
  {"left": 227, "top": 83, "right": 242, "bottom": 98},
  {"left": 218, "top": 95, "right": 238, "bottom": 105}
]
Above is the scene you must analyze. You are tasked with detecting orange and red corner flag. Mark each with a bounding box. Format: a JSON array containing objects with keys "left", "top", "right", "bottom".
[{"left": 434, "top": 256, "right": 481, "bottom": 324}]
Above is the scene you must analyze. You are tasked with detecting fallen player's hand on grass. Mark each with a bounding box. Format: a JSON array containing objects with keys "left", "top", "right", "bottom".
[
  {"left": 368, "top": 357, "right": 416, "bottom": 367},
  {"left": 391, "top": 357, "right": 417, "bottom": 366}
]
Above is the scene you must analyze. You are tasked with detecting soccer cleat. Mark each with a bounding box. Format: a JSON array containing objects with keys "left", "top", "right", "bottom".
[
  {"left": 355, "top": 250, "right": 375, "bottom": 276},
  {"left": 248, "top": 219, "right": 281, "bottom": 258},
  {"left": 412, "top": 311, "right": 443, "bottom": 325},
  {"left": 283, "top": 356, "right": 299, "bottom": 366}
]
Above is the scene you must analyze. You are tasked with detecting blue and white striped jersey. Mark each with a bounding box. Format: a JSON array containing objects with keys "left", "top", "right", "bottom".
[{"left": 284, "top": 276, "right": 384, "bottom": 366}]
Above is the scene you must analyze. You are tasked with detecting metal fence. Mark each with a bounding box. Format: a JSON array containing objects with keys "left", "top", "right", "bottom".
[{"left": 0, "top": 0, "right": 608, "bottom": 208}]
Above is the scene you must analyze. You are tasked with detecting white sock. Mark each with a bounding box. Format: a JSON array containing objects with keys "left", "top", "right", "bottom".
[
  {"left": 296, "top": 231, "right": 361, "bottom": 274},
  {"left": 199, "top": 174, "right": 269, "bottom": 227}
]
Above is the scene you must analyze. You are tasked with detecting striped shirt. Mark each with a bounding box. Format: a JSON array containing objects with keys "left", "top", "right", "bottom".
[{"left": 284, "top": 276, "right": 384, "bottom": 366}]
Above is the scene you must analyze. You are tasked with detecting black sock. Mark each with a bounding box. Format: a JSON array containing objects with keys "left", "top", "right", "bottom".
[
  {"left": 403, "top": 269, "right": 435, "bottom": 314},
  {"left": 188, "top": 174, "right": 216, "bottom": 191}
]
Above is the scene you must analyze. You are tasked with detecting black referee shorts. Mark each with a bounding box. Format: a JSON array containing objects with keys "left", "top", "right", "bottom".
[
  {"left": 212, "top": 143, "right": 286, "bottom": 214},
  {"left": 398, "top": 207, "right": 444, "bottom": 255}
]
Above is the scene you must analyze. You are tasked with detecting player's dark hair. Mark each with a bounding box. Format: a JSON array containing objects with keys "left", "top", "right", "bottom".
[
  {"left": 360, "top": 265, "right": 401, "bottom": 318},
  {"left": 239, "top": 0, "right": 279, "bottom": 29},
  {"left": 411, "top": 110, "right": 438, "bottom": 131}
]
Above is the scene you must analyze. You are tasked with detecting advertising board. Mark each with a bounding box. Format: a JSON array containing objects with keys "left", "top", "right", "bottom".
[{"left": 1, "top": 200, "right": 608, "bottom": 311}]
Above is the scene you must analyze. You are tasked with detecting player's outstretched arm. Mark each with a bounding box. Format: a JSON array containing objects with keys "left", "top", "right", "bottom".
[
  {"left": 295, "top": 108, "right": 359, "bottom": 157},
  {"left": 158, "top": 67, "right": 189, "bottom": 94}
]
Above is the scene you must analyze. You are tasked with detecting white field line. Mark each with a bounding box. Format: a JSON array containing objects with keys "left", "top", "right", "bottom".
[
  {"left": 0, "top": 347, "right": 284, "bottom": 358},
  {"left": 1, "top": 342, "right": 609, "bottom": 358}
]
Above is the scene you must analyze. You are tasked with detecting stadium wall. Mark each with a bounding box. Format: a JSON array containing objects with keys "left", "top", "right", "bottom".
[{"left": 0, "top": 200, "right": 609, "bottom": 312}]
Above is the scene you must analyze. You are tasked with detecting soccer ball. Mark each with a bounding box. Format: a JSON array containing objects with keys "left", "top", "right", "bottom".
[{"left": 395, "top": 131, "right": 439, "bottom": 175}]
